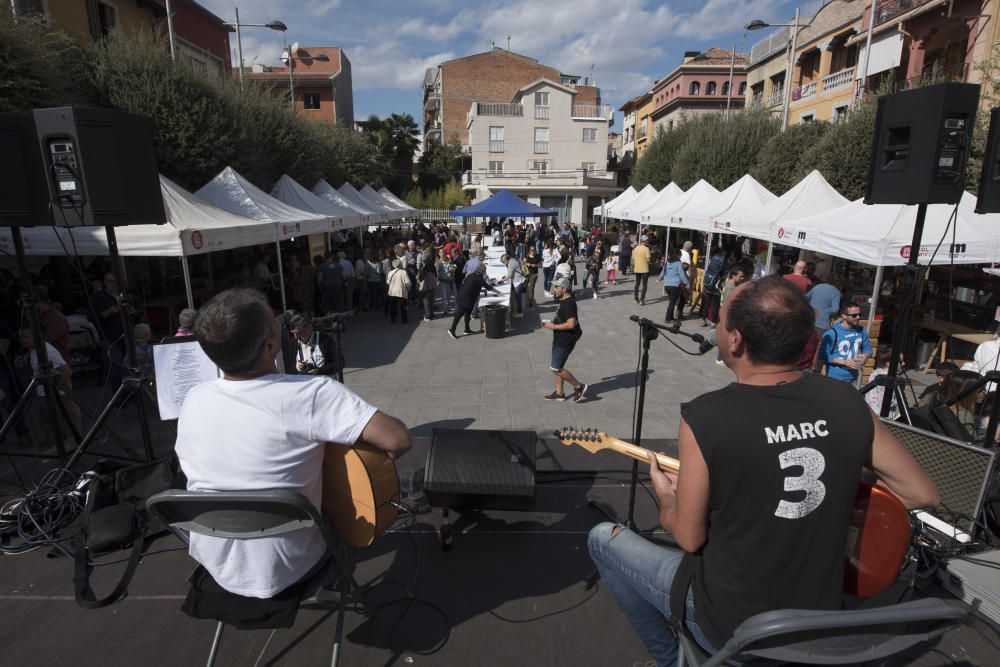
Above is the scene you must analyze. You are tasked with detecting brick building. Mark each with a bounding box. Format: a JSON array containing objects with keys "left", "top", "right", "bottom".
[
  {"left": 13, "top": 0, "right": 233, "bottom": 79},
  {"left": 246, "top": 46, "right": 354, "bottom": 127},
  {"left": 650, "top": 48, "right": 748, "bottom": 134},
  {"left": 422, "top": 47, "right": 600, "bottom": 151}
]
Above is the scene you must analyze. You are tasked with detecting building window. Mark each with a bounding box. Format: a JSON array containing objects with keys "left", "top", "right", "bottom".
[
  {"left": 304, "top": 93, "right": 321, "bottom": 110},
  {"left": 706, "top": 81, "right": 717, "bottom": 96},
  {"left": 721, "top": 81, "right": 730, "bottom": 96},
  {"left": 738, "top": 81, "right": 747, "bottom": 96},
  {"left": 96, "top": 0, "right": 118, "bottom": 37},
  {"left": 833, "top": 105, "right": 849, "bottom": 123},
  {"left": 668, "top": 120, "right": 674, "bottom": 130},
  {"left": 531, "top": 160, "right": 549, "bottom": 173},
  {"left": 581, "top": 162, "right": 596, "bottom": 174},
  {"left": 534, "top": 91, "right": 550, "bottom": 119},
  {"left": 488, "top": 161, "right": 504, "bottom": 175},
  {"left": 582, "top": 128, "right": 598, "bottom": 143},
  {"left": 489, "top": 126, "right": 504, "bottom": 153},
  {"left": 689, "top": 81, "right": 700, "bottom": 95},
  {"left": 13, "top": 0, "right": 45, "bottom": 15},
  {"left": 800, "top": 112, "right": 815, "bottom": 123},
  {"left": 534, "top": 127, "right": 549, "bottom": 154}
]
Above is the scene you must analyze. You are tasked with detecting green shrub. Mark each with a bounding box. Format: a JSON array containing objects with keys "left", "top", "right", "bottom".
[{"left": 751, "top": 120, "right": 831, "bottom": 194}]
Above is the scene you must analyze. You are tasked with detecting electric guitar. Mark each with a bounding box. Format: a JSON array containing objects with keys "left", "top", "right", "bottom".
[
  {"left": 321, "top": 442, "right": 400, "bottom": 548},
  {"left": 555, "top": 427, "right": 912, "bottom": 598}
]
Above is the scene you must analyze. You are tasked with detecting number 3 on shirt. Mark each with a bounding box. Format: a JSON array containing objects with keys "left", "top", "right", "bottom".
[{"left": 775, "top": 447, "right": 827, "bottom": 519}]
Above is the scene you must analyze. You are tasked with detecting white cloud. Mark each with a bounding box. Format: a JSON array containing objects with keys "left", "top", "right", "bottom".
[
  {"left": 349, "top": 42, "right": 457, "bottom": 90},
  {"left": 397, "top": 13, "right": 471, "bottom": 41}
]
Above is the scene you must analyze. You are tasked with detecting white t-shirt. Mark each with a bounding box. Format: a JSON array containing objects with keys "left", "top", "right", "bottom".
[
  {"left": 175, "top": 374, "right": 377, "bottom": 598},
  {"left": 29, "top": 342, "right": 66, "bottom": 396},
  {"left": 680, "top": 249, "right": 692, "bottom": 266}
]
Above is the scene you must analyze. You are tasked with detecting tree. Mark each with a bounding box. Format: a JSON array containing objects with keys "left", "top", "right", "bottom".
[
  {"left": 796, "top": 99, "right": 877, "bottom": 200},
  {"left": 631, "top": 121, "right": 692, "bottom": 189},
  {"left": 670, "top": 108, "right": 779, "bottom": 189},
  {"left": 418, "top": 139, "right": 464, "bottom": 191},
  {"left": 751, "top": 121, "right": 831, "bottom": 195}
]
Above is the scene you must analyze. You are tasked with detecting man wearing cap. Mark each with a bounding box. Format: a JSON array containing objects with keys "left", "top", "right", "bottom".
[
  {"left": 542, "top": 276, "right": 587, "bottom": 402},
  {"left": 288, "top": 312, "right": 340, "bottom": 378},
  {"left": 632, "top": 236, "right": 652, "bottom": 305}
]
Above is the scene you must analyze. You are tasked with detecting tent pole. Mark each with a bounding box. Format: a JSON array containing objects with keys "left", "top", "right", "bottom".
[
  {"left": 274, "top": 235, "right": 288, "bottom": 313},
  {"left": 764, "top": 241, "right": 774, "bottom": 276},
  {"left": 181, "top": 255, "right": 195, "bottom": 309},
  {"left": 705, "top": 232, "right": 714, "bottom": 276},
  {"left": 866, "top": 264, "right": 883, "bottom": 336}
]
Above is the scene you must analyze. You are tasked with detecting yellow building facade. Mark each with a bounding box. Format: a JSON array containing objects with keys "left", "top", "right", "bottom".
[{"left": 633, "top": 92, "right": 655, "bottom": 157}]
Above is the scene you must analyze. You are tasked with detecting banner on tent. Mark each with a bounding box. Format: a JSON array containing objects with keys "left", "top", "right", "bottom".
[
  {"left": 774, "top": 225, "right": 810, "bottom": 247},
  {"left": 711, "top": 219, "right": 734, "bottom": 232}
]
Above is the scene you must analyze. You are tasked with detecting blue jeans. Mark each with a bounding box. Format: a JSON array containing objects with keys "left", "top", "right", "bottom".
[
  {"left": 543, "top": 265, "right": 555, "bottom": 292},
  {"left": 588, "top": 523, "right": 714, "bottom": 667}
]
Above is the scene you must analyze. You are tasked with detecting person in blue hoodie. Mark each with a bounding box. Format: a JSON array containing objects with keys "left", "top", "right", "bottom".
[
  {"left": 818, "top": 303, "right": 872, "bottom": 383},
  {"left": 656, "top": 248, "right": 690, "bottom": 323}
]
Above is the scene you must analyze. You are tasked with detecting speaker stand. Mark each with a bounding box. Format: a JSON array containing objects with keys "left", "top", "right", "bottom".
[
  {"left": 881, "top": 203, "right": 927, "bottom": 419},
  {"left": 64, "top": 225, "right": 155, "bottom": 469}
]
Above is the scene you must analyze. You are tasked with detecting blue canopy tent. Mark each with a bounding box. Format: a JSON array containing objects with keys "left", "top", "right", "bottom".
[{"left": 451, "top": 189, "right": 557, "bottom": 218}]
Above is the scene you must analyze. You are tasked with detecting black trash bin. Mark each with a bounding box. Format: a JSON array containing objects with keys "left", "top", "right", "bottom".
[{"left": 483, "top": 304, "right": 508, "bottom": 339}]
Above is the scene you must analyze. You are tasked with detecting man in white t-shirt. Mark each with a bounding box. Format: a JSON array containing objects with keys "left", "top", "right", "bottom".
[
  {"left": 175, "top": 289, "right": 411, "bottom": 599},
  {"left": 963, "top": 333, "right": 1000, "bottom": 391}
]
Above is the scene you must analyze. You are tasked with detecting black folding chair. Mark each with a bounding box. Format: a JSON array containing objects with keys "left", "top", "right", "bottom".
[
  {"left": 677, "top": 597, "right": 967, "bottom": 666},
  {"left": 147, "top": 489, "right": 367, "bottom": 666}
]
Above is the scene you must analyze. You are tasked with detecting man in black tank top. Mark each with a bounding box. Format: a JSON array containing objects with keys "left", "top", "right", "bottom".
[{"left": 588, "top": 276, "right": 938, "bottom": 666}]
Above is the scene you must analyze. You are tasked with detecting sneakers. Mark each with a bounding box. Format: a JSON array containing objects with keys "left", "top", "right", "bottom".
[
  {"left": 715, "top": 359, "right": 725, "bottom": 366},
  {"left": 592, "top": 292, "right": 598, "bottom": 299},
  {"left": 447, "top": 330, "right": 458, "bottom": 340},
  {"left": 640, "top": 300, "right": 646, "bottom": 306},
  {"left": 423, "top": 317, "right": 431, "bottom": 322},
  {"left": 463, "top": 328, "right": 475, "bottom": 334},
  {"left": 572, "top": 383, "right": 589, "bottom": 403},
  {"left": 544, "top": 391, "right": 567, "bottom": 401}
]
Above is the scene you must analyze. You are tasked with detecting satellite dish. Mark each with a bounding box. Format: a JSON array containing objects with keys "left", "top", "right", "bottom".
[{"left": 290, "top": 42, "right": 300, "bottom": 56}]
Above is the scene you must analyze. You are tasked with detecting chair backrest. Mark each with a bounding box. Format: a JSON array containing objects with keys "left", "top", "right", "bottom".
[
  {"left": 146, "top": 489, "right": 335, "bottom": 547},
  {"left": 693, "top": 598, "right": 967, "bottom": 667}
]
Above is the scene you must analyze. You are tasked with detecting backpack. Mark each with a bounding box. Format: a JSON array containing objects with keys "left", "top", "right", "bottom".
[{"left": 703, "top": 254, "right": 725, "bottom": 293}]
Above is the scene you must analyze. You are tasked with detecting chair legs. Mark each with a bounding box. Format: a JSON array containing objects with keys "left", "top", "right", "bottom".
[{"left": 206, "top": 621, "right": 224, "bottom": 667}]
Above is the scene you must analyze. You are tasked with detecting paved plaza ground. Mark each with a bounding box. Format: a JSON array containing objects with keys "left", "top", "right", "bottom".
[{"left": 0, "top": 271, "right": 995, "bottom": 665}]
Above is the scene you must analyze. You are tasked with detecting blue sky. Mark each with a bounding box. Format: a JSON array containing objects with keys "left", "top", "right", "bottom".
[{"left": 199, "top": 0, "right": 824, "bottom": 128}]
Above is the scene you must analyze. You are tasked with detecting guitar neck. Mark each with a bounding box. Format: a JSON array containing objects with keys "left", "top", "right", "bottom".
[{"left": 602, "top": 436, "right": 679, "bottom": 474}]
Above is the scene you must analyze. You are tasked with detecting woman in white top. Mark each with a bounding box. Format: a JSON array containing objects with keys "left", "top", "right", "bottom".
[{"left": 542, "top": 241, "right": 558, "bottom": 295}]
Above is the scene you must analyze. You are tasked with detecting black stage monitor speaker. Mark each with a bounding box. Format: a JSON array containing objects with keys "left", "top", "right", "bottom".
[
  {"left": 424, "top": 428, "right": 536, "bottom": 510},
  {"left": 975, "top": 106, "right": 1000, "bottom": 213},
  {"left": 0, "top": 113, "right": 49, "bottom": 227},
  {"left": 865, "top": 82, "right": 980, "bottom": 206},
  {"left": 31, "top": 106, "right": 165, "bottom": 227}
]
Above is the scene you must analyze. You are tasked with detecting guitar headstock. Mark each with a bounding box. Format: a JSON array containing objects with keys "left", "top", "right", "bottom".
[{"left": 554, "top": 427, "right": 612, "bottom": 455}]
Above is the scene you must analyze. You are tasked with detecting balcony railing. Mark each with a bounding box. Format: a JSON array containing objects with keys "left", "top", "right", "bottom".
[
  {"left": 489, "top": 140, "right": 504, "bottom": 153},
  {"left": 876, "top": 0, "right": 936, "bottom": 26},
  {"left": 767, "top": 87, "right": 785, "bottom": 108},
  {"left": 534, "top": 106, "right": 550, "bottom": 120},
  {"left": 477, "top": 103, "right": 524, "bottom": 117},
  {"left": 792, "top": 81, "right": 817, "bottom": 101},
  {"left": 534, "top": 142, "right": 549, "bottom": 154},
  {"left": 573, "top": 104, "right": 614, "bottom": 120},
  {"left": 462, "top": 169, "right": 615, "bottom": 187},
  {"left": 749, "top": 26, "right": 791, "bottom": 66},
  {"left": 821, "top": 66, "right": 855, "bottom": 93}
]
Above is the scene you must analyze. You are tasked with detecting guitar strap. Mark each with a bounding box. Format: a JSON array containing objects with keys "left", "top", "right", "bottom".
[{"left": 667, "top": 550, "right": 698, "bottom": 639}]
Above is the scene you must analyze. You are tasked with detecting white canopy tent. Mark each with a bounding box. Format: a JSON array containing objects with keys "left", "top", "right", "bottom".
[
  {"left": 669, "top": 175, "right": 776, "bottom": 232},
  {"left": 361, "top": 185, "right": 406, "bottom": 217},
  {"left": 603, "top": 185, "right": 642, "bottom": 219},
  {"left": 377, "top": 187, "right": 417, "bottom": 211},
  {"left": 592, "top": 185, "right": 636, "bottom": 216},
  {"left": 271, "top": 175, "right": 364, "bottom": 230},
  {"left": 763, "top": 191, "right": 1000, "bottom": 328},
  {"left": 619, "top": 183, "right": 680, "bottom": 221},
  {"left": 197, "top": 167, "right": 329, "bottom": 311},
  {"left": 643, "top": 180, "right": 718, "bottom": 227},
  {"left": 337, "top": 183, "right": 389, "bottom": 223},
  {"left": 0, "top": 176, "right": 281, "bottom": 308},
  {"left": 313, "top": 179, "right": 376, "bottom": 225}
]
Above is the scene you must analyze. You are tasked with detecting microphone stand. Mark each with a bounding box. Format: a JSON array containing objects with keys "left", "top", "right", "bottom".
[{"left": 589, "top": 315, "right": 712, "bottom": 529}]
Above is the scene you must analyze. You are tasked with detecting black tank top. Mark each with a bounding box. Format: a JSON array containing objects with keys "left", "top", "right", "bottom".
[{"left": 680, "top": 373, "right": 873, "bottom": 648}]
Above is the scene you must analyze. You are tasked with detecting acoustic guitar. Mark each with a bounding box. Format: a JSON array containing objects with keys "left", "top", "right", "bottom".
[
  {"left": 555, "top": 427, "right": 912, "bottom": 598},
  {"left": 321, "top": 442, "right": 400, "bottom": 548}
]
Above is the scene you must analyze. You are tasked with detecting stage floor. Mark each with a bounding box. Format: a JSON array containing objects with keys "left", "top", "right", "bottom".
[{"left": 0, "top": 435, "right": 997, "bottom": 666}]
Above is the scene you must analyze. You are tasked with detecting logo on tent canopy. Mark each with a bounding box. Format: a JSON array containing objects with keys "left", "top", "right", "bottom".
[
  {"left": 899, "top": 245, "right": 930, "bottom": 259},
  {"left": 191, "top": 231, "right": 203, "bottom": 250}
]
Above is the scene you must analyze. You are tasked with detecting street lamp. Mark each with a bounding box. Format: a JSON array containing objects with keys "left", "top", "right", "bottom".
[
  {"left": 690, "top": 49, "right": 739, "bottom": 119},
  {"left": 223, "top": 8, "right": 287, "bottom": 87},
  {"left": 281, "top": 42, "right": 330, "bottom": 111},
  {"left": 746, "top": 8, "right": 810, "bottom": 131}
]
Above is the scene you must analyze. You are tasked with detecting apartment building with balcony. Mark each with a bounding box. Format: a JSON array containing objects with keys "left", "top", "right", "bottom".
[
  {"left": 747, "top": 26, "right": 792, "bottom": 115},
  {"left": 854, "top": 0, "right": 992, "bottom": 99},
  {"left": 650, "top": 48, "right": 748, "bottom": 134},
  {"left": 634, "top": 92, "right": 655, "bottom": 158},
  {"left": 464, "top": 79, "right": 619, "bottom": 224},
  {"left": 13, "top": 0, "right": 233, "bottom": 78},
  {"left": 246, "top": 47, "right": 354, "bottom": 126},
  {"left": 421, "top": 47, "right": 601, "bottom": 152},
  {"left": 619, "top": 94, "right": 645, "bottom": 168}
]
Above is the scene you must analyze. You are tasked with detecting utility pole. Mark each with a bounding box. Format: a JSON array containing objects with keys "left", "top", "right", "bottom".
[
  {"left": 235, "top": 7, "right": 245, "bottom": 87},
  {"left": 165, "top": 0, "right": 177, "bottom": 60},
  {"left": 725, "top": 43, "right": 736, "bottom": 117},
  {"left": 857, "top": 0, "right": 878, "bottom": 107},
  {"left": 780, "top": 7, "right": 800, "bottom": 131}
]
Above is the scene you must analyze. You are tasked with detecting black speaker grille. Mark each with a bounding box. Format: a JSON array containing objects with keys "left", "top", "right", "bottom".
[
  {"left": 882, "top": 419, "right": 996, "bottom": 530},
  {"left": 424, "top": 429, "right": 536, "bottom": 509}
]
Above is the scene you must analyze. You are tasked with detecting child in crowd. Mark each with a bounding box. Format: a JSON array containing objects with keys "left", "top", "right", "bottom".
[{"left": 604, "top": 253, "right": 618, "bottom": 285}]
